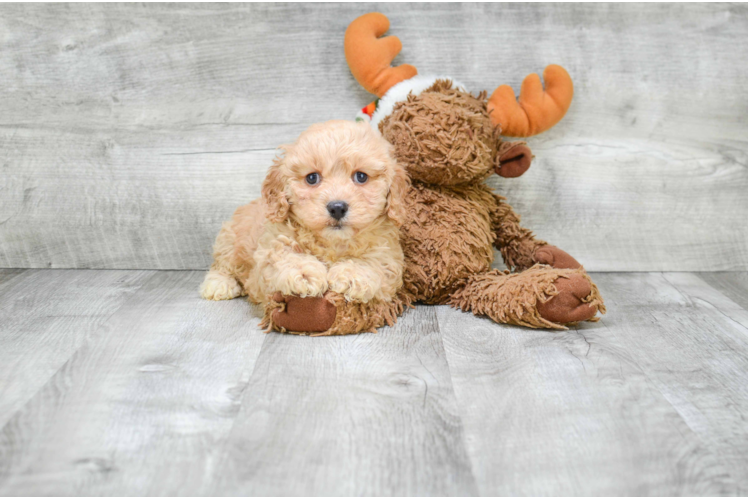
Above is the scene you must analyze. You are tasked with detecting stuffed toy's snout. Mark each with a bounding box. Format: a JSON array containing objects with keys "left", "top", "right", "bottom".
[{"left": 496, "top": 143, "right": 534, "bottom": 178}]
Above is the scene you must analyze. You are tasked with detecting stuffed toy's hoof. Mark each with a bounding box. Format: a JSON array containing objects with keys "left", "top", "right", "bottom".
[
  {"left": 448, "top": 266, "right": 604, "bottom": 330},
  {"left": 533, "top": 245, "right": 582, "bottom": 269},
  {"left": 537, "top": 274, "right": 598, "bottom": 324},
  {"left": 270, "top": 292, "right": 337, "bottom": 333},
  {"left": 496, "top": 144, "right": 533, "bottom": 178}
]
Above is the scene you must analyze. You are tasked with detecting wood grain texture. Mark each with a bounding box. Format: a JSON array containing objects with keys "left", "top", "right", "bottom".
[
  {"left": 2, "top": 271, "right": 748, "bottom": 494},
  {"left": 0, "top": 270, "right": 26, "bottom": 287},
  {"left": 1, "top": 3, "right": 746, "bottom": 271},
  {"left": 697, "top": 272, "right": 748, "bottom": 309},
  {"left": 0, "top": 271, "right": 267, "bottom": 495},
  {"left": 436, "top": 272, "right": 743, "bottom": 495},
  {"left": 212, "top": 306, "right": 477, "bottom": 496},
  {"left": 592, "top": 272, "right": 748, "bottom": 494},
  {"left": 0, "top": 269, "right": 153, "bottom": 428}
]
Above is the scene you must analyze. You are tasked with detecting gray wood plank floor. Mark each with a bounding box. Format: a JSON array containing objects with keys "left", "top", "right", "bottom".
[{"left": 1, "top": 270, "right": 748, "bottom": 495}]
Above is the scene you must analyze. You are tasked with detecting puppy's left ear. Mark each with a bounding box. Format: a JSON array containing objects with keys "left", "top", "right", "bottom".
[{"left": 385, "top": 161, "right": 410, "bottom": 227}]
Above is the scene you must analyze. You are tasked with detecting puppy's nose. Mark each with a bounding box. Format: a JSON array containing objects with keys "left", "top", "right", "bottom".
[{"left": 327, "top": 201, "right": 348, "bottom": 221}]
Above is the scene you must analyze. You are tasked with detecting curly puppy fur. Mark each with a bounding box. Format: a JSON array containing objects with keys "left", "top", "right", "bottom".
[
  {"left": 201, "top": 120, "right": 409, "bottom": 334},
  {"left": 379, "top": 80, "right": 605, "bottom": 329}
]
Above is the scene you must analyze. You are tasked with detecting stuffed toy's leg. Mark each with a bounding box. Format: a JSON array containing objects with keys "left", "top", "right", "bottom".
[
  {"left": 261, "top": 291, "right": 410, "bottom": 336},
  {"left": 449, "top": 265, "right": 605, "bottom": 329}
]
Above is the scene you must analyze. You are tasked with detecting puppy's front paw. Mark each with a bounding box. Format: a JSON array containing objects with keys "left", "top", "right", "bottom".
[
  {"left": 278, "top": 260, "right": 329, "bottom": 298},
  {"left": 200, "top": 270, "right": 244, "bottom": 300},
  {"left": 327, "top": 263, "right": 378, "bottom": 302}
]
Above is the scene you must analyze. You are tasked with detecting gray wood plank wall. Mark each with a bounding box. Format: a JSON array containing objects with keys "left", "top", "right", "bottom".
[{"left": 1, "top": 3, "right": 746, "bottom": 271}]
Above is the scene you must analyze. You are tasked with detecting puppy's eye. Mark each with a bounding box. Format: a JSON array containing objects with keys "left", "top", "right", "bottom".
[
  {"left": 353, "top": 171, "right": 368, "bottom": 184},
  {"left": 305, "top": 172, "right": 320, "bottom": 186}
]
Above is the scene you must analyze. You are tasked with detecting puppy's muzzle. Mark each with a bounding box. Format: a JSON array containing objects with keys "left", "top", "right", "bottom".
[{"left": 327, "top": 201, "right": 348, "bottom": 221}]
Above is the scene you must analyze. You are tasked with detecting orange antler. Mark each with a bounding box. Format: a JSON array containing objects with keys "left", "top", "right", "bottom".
[
  {"left": 344, "top": 13, "right": 418, "bottom": 98},
  {"left": 488, "top": 65, "right": 574, "bottom": 137}
]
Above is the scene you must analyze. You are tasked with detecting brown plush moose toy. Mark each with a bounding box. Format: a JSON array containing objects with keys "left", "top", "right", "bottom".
[{"left": 344, "top": 12, "right": 606, "bottom": 329}]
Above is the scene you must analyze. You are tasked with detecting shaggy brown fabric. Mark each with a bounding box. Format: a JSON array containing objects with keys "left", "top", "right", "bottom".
[
  {"left": 450, "top": 265, "right": 606, "bottom": 330},
  {"left": 261, "top": 291, "right": 412, "bottom": 336},
  {"left": 400, "top": 183, "right": 497, "bottom": 303},
  {"left": 342, "top": 14, "right": 599, "bottom": 329},
  {"left": 380, "top": 80, "right": 500, "bottom": 186},
  {"left": 377, "top": 82, "right": 605, "bottom": 327}
]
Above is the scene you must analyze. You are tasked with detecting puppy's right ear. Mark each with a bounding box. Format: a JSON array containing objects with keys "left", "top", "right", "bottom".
[
  {"left": 262, "top": 154, "right": 290, "bottom": 223},
  {"left": 385, "top": 159, "right": 410, "bottom": 227}
]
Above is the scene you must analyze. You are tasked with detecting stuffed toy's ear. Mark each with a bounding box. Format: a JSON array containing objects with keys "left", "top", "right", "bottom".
[
  {"left": 261, "top": 155, "right": 290, "bottom": 223},
  {"left": 385, "top": 161, "right": 410, "bottom": 226}
]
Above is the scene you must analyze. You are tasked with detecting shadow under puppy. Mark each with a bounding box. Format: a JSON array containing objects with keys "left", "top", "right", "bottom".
[{"left": 201, "top": 120, "right": 410, "bottom": 335}]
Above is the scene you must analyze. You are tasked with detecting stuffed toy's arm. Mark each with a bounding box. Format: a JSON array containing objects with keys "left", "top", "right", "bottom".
[
  {"left": 489, "top": 194, "right": 583, "bottom": 272},
  {"left": 489, "top": 194, "right": 546, "bottom": 272}
]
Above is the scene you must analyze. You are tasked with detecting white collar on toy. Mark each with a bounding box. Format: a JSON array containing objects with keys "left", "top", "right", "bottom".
[{"left": 355, "top": 76, "right": 466, "bottom": 130}]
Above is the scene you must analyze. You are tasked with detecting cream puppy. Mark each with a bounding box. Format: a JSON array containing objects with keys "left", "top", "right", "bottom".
[{"left": 200, "top": 120, "right": 408, "bottom": 321}]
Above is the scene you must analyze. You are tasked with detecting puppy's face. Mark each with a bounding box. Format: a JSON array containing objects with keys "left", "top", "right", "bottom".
[{"left": 262, "top": 120, "right": 407, "bottom": 239}]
